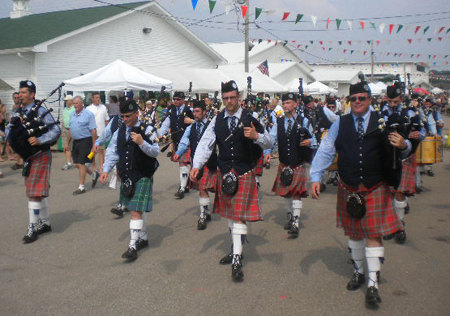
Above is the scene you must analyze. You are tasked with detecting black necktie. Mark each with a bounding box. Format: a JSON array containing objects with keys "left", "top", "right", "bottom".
[
  {"left": 287, "top": 118, "right": 293, "bottom": 135},
  {"left": 357, "top": 117, "right": 364, "bottom": 140},
  {"left": 229, "top": 116, "right": 237, "bottom": 132}
]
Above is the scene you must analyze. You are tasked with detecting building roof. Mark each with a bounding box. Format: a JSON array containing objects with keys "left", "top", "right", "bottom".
[{"left": 0, "top": 1, "right": 148, "bottom": 51}]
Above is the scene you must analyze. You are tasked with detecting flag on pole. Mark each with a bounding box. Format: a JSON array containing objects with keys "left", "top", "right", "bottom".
[{"left": 257, "top": 60, "right": 270, "bottom": 76}]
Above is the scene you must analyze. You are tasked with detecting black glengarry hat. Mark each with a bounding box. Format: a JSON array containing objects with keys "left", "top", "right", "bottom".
[
  {"left": 19, "top": 80, "right": 36, "bottom": 93},
  {"left": 349, "top": 81, "right": 371, "bottom": 96},
  {"left": 221, "top": 80, "right": 239, "bottom": 93},
  {"left": 173, "top": 91, "right": 186, "bottom": 99},
  {"left": 302, "top": 95, "right": 314, "bottom": 104},
  {"left": 386, "top": 82, "right": 403, "bottom": 99},
  {"left": 193, "top": 100, "right": 206, "bottom": 110},
  {"left": 120, "top": 99, "right": 138, "bottom": 114},
  {"left": 281, "top": 93, "right": 297, "bottom": 102}
]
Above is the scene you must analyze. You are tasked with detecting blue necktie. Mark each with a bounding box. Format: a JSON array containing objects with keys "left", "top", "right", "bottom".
[{"left": 357, "top": 117, "right": 364, "bottom": 140}]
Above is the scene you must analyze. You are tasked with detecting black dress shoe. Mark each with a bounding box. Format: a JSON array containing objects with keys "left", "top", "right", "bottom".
[
  {"left": 347, "top": 272, "right": 365, "bottom": 291},
  {"left": 23, "top": 228, "right": 38, "bottom": 244},
  {"left": 284, "top": 212, "right": 293, "bottom": 230},
  {"left": 36, "top": 223, "right": 52, "bottom": 235},
  {"left": 122, "top": 247, "right": 138, "bottom": 261},
  {"left": 366, "top": 286, "right": 382, "bottom": 305},
  {"left": 264, "top": 163, "right": 270, "bottom": 170},
  {"left": 167, "top": 151, "right": 172, "bottom": 158},
  {"left": 135, "top": 238, "right": 149, "bottom": 251},
  {"left": 427, "top": 170, "right": 435, "bottom": 177},
  {"left": 184, "top": 187, "right": 190, "bottom": 194},
  {"left": 197, "top": 216, "right": 207, "bottom": 230},
  {"left": 220, "top": 252, "right": 244, "bottom": 265},
  {"left": 415, "top": 187, "right": 422, "bottom": 194},
  {"left": 288, "top": 225, "right": 299, "bottom": 239},
  {"left": 110, "top": 207, "right": 124, "bottom": 217},
  {"left": 92, "top": 171, "right": 100, "bottom": 188},
  {"left": 231, "top": 255, "right": 244, "bottom": 282},
  {"left": 11, "top": 163, "right": 23, "bottom": 170},
  {"left": 205, "top": 213, "right": 212, "bottom": 222},
  {"left": 73, "top": 188, "right": 86, "bottom": 195},
  {"left": 382, "top": 233, "right": 395, "bottom": 241},
  {"left": 174, "top": 187, "right": 185, "bottom": 199},
  {"left": 394, "top": 230, "right": 407, "bottom": 244}
]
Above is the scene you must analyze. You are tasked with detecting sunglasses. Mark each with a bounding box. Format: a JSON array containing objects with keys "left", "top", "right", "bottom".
[
  {"left": 328, "top": 106, "right": 335, "bottom": 108},
  {"left": 120, "top": 113, "right": 136, "bottom": 118},
  {"left": 349, "top": 96, "right": 368, "bottom": 102},
  {"left": 173, "top": 98, "right": 183, "bottom": 101}
]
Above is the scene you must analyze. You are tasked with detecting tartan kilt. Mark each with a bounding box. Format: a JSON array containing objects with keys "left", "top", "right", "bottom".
[
  {"left": 255, "top": 155, "right": 264, "bottom": 176},
  {"left": 272, "top": 164, "right": 308, "bottom": 198},
  {"left": 121, "top": 177, "right": 153, "bottom": 212},
  {"left": 337, "top": 181, "right": 403, "bottom": 239},
  {"left": 392, "top": 155, "right": 416, "bottom": 195},
  {"left": 25, "top": 150, "right": 52, "bottom": 198},
  {"left": 171, "top": 146, "right": 191, "bottom": 164},
  {"left": 190, "top": 165, "right": 216, "bottom": 192},
  {"left": 213, "top": 169, "right": 263, "bottom": 222}
]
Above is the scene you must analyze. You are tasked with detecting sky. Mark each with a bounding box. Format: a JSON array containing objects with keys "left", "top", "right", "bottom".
[{"left": 1, "top": 0, "right": 450, "bottom": 70}]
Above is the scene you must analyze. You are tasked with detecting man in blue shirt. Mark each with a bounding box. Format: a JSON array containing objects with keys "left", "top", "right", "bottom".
[
  {"left": 66, "top": 96, "right": 98, "bottom": 195},
  {"left": 310, "top": 82, "right": 411, "bottom": 306}
]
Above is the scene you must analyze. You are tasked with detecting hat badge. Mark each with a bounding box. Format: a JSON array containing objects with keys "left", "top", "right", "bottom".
[
  {"left": 27, "top": 81, "right": 33, "bottom": 86},
  {"left": 363, "top": 84, "right": 369, "bottom": 91},
  {"left": 232, "top": 82, "right": 237, "bottom": 89},
  {"left": 396, "top": 88, "right": 401, "bottom": 94}
]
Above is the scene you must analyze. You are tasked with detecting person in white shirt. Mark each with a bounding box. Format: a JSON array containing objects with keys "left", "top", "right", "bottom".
[{"left": 87, "top": 92, "right": 109, "bottom": 172}]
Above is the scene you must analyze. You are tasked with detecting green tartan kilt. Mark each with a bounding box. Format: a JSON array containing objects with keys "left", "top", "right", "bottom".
[{"left": 121, "top": 177, "right": 154, "bottom": 212}]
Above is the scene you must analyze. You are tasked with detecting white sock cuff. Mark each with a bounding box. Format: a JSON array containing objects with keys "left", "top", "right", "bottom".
[
  {"left": 130, "top": 219, "right": 144, "bottom": 230},
  {"left": 28, "top": 201, "right": 43, "bottom": 210},
  {"left": 199, "top": 197, "right": 210, "bottom": 206},
  {"left": 365, "top": 246, "right": 384, "bottom": 258},
  {"left": 232, "top": 223, "right": 248, "bottom": 235},
  {"left": 180, "top": 166, "right": 190, "bottom": 174},
  {"left": 228, "top": 219, "right": 234, "bottom": 231},
  {"left": 348, "top": 239, "right": 366, "bottom": 250},
  {"left": 292, "top": 199, "right": 303, "bottom": 209},
  {"left": 394, "top": 199, "right": 407, "bottom": 209}
]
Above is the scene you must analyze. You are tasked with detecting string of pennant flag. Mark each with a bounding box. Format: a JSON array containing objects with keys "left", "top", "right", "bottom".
[{"left": 191, "top": 0, "right": 450, "bottom": 35}]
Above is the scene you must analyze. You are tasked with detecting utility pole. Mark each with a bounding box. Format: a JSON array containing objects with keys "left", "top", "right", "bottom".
[
  {"left": 244, "top": 0, "right": 250, "bottom": 73},
  {"left": 370, "top": 40, "right": 374, "bottom": 82}
]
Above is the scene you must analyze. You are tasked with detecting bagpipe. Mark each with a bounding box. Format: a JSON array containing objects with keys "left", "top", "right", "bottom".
[{"left": 7, "top": 83, "right": 63, "bottom": 160}]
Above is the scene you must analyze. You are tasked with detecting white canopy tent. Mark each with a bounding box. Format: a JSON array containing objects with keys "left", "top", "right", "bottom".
[
  {"left": 304, "top": 81, "right": 337, "bottom": 94},
  {"left": 63, "top": 59, "right": 173, "bottom": 91},
  {"left": 431, "top": 87, "right": 443, "bottom": 94},
  {"left": 369, "top": 82, "right": 383, "bottom": 95}
]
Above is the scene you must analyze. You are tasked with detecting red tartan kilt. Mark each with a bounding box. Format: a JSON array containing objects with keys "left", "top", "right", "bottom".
[
  {"left": 25, "top": 150, "right": 52, "bottom": 198},
  {"left": 190, "top": 165, "right": 216, "bottom": 192},
  {"left": 171, "top": 147, "right": 191, "bottom": 164},
  {"left": 213, "top": 169, "right": 263, "bottom": 222},
  {"left": 272, "top": 164, "right": 308, "bottom": 198},
  {"left": 255, "top": 155, "right": 264, "bottom": 176},
  {"left": 336, "top": 181, "right": 403, "bottom": 239},
  {"left": 392, "top": 155, "right": 416, "bottom": 195}
]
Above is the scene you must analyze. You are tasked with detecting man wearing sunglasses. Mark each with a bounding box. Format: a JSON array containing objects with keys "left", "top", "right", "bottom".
[
  {"left": 100, "top": 100, "right": 160, "bottom": 261},
  {"left": 310, "top": 82, "right": 412, "bottom": 306},
  {"left": 380, "top": 83, "right": 424, "bottom": 244},
  {"left": 159, "top": 91, "right": 194, "bottom": 199},
  {"left": 190, "top": 80, "right": 273, "bottom": 282}
]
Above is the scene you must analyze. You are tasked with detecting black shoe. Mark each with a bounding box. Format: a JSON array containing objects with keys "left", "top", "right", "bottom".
[
  {"left": 184, "top": 186, "right": 190, "bottom": 194},
  {"left": 320, "top": 183, "right": 327, "bottom": 192},
  {"left": 264, "top": 163, "right": 270, "bottom": 170},
  {"left": 110, "top": 207, "right": 124, "bottom": 218},
  {"left": 167, "top": 151, "right": 172, "bottom": 158},
  {"left": 405, "top": 203, "right": 410, "bottom": 215},
  {"left": 11, "top": 163, "right": 23, "bottom": 170},
  {"left": 382, "top": 233, "right": 395, "bottom": 241},
  {"left": 205, "top": 213, "right": 212, "bottom": 222},
  {"left": 231, "top": 255, "right": 244, "bottom": 282},
  {"left": 92, "top": 171, "right": 100, "bottom": 188},
  {"left": 365, "top": 286, "right": 382, "bottom": 305},
  {"left": 347, "top": 272, "right": 365, "bottom": 291},
  {"left": 284, "top": 212, "right": 293, "bottom": 230},
  {"left": 135, "top": 238, "right": 149, "bottom": 251},
  {"left": 288, "top": 225, "right": 299, "bottom": 239},
  {"left": 73, "top": 188, "right": 86, "bottom": 195},
  {"left": 36, "top": 222, "right": 52, "bottom": 235},
  {"left": 23, "top": 227, "right": 38, "bottom": 244},
  {"left": 197, "top": 216, "right": 207, "bottom": 230},
  {"left": 122, "top": 207, "right": 129, "bottom": 213},
  {"left": 427, "top": 170, "right": 435, "bottom": 177},
  {"left": 394, "top": 230, "right": 407, "bottom": 244},
  {"left": 174, "top": 187, "right": 185, "bottom": 199},
  {"left": 220, "top": 252, "right": 244, "bottom": 265},
  {"left": 122, "top": 246, "right": 138, "bottom": 261}
]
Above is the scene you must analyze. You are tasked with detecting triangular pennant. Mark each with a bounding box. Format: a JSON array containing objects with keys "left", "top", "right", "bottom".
[
  {"left": 350, "top": 50, "right": 355, "bottom": 54},
  {"left": 258, "top": 39, "right": 263, "bottom": 44},
  {"left": 283, "top": 40, "right": 288, "bottom": 46},
  {"left": 399, "top": 53, "right": 403, "bottom": 57},
  {"left": 208, "top": 0, "right": 217, "bottom": 14},
  {"left": 311, "top": 15, "right": 317, "bottom": 27},
  {"left": 191, "top": 0, "right": 199, "bottom": 10},
  {"left": 428, "top": 55, "right": 432, "bottom": 59},
  {"left": 291, "top": 40, "right": 296, "bottom": 43},
  {"left": 255, "top": 7, "right": 263, "bottom": 20},
  {"left": 360, "top": 20, "right": 365, "bottom": 31},
  {"left": 329, "top": 47, "right": 333, "bottom": 51},
  {"left": 415, "top": 26, "right": 421, "bottom": 34},
  {"left": 445, "top": 55, "right": 449, "bottom": 58},
  {"left": 389, "top": 24, "right": 394, "bottom": 34},
  {"left": 241, "top": 5, "right": 248, "bottom": 18},
  {"left": 411, "top": 54, "right": 414, "bottom": 58},
  {"left": 379, "top": 23, "right": 386, "bottom": 34},
  {"left": 438, "top": 37, "right": 443, "bottom": 41},
  {"left": 336, "top": 19, "right": 342, "bottom": 30},
  {"left": 295, "top": 14, "right": 304, "bottom": 24},
  {"left": 423, "top": 26, "right": 430, "bottom": 34},
  {"left": 268, "top": 39, "right": 272, "bottom": 43},
  {"left": 376, "top": 40, "right": 380, "bottom": 45},
  {"left": 367, "top": 40, "right": 371, "bottom": 45},
  {"left": 447, "top": 28, "right": 450, "bottom": 34},
  {"left": 322, "top": 47, "right": 326, "bottom": 51},
  {"left": 319, "top": 40, "right": 324, "bottom": 45},
  {"left": 305, "top": 45, "right": 309, "bottom": 49},
  {"left": 343, "top": 49, "right": 347, "bottom": 53},
  {"left": 338, "top": 41, "right": 342, "bottom": 45},
  {"left": 370, "top": 22, "right": 376, "bottom": 30},
  {"left": 417, "top": 54, "right": 420, "bottom": 58},
  {"left": 394, "top": 53, "right": 398, "bottom": 57},
  {"left": 347, "top": 20, "right": 353, "bottom": 31},
  {"left": 310, "top": 41, "right": 314, "bottom": 44},
  {"left": 297, "top": 44, "right": 302, "bottom": 49},
  {"left": 427, "top": 38, "right": 432, "bottom": 42},
  {"left": 348, "top": 41, "right": 352, "bottom": 45},
  {"left": 407, "top": 39, "right": 412, "bottom": 44},
  {"left": 282, "top": 12, "right": 290, "bottom": 21},
  {"left": 396, "top": 24, "right": 404, "bottom": 33},
  {"left": 363, "top": 51, "right": 367, "bottom": 55},
  {"left": 433, "top": 55, "right": 436, "bottom": 59},
  {"left": 327, "top": 18, "right": 330, "bottom": 30},
  {"left": 387, "top": 52, "right": 391, "bottom": 56}
]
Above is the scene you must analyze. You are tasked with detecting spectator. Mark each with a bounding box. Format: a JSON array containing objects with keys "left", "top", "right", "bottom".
[
  {"left": 10, "top": 92, "right": 23, "bottom": 167},
  {"left": 61, "top": 95, "right": 75, "bottom": 170},
  {"left": 66, "top": 96, "right": 99, "bottom": 195},
  {"left": 106, "top": 95, "right": 120, "bottom": 120},
  {"left": 87, "top": 92, "right": 109, "bottom": 172}
]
